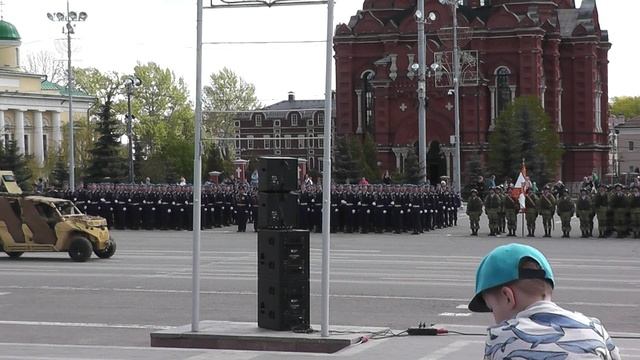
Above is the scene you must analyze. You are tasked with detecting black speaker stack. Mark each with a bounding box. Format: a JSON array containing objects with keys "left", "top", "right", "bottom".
[{"left": 257, "top": 157, "right": 310, "bottom": 331}]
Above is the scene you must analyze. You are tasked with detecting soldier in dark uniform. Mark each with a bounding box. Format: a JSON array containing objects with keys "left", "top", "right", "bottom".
[
  {"left": 298, "top": 186, "right": 310, "bottom": 230},
  {"left": 314, "top": 187, "right": 323, "bottom": 233},
  {"left": 235, "top": 186, "right": 249, "bottom": 232},
  {"left": 629, "top": 185, "right": 640, "bottom": 238},
  {"left": 409, "top": 186, "right": 423, "bottom": 234},
  {"left": 251, "top": 189, "right": 259, "bottom": 232}
]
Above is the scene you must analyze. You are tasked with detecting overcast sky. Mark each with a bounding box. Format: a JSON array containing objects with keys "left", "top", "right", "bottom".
[{"left": 6, "top": 0, "right": 636, "bottom": 105}]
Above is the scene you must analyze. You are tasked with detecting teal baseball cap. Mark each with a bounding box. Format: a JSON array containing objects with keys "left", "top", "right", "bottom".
[{"left": 469, "top": 243, "right": 555, "bottom": 312}]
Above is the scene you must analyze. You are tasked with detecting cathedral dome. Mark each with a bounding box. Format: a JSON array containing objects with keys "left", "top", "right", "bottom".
[{"left": 0, "top": 20, "right": 20, "bottom": 41}]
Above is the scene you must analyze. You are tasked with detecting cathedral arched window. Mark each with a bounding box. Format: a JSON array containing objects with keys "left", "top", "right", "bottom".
[
  {"left": 361, "top": 70, "right": 375, "bottom": 134},
  {"left": 496, "top": 67, "right": 512, "bottom": 115},
  {"left": 594, "top": 71, "right": 603, "bottom": 133},
  {"left": 489, "top": 66, "right": 515, "bottom": 130}
]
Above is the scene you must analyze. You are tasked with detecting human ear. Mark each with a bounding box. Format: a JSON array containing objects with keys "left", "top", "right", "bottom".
[{"left": 501, "top": 286, "right": 517, "bottom": 309}]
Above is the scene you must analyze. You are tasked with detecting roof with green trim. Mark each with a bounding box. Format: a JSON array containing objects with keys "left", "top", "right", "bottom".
[
  {"left": 41, "top": 80, "right": 91, "bottom": 97},
  {"left": 0, "top": 20, "right": 20, "bottom": 41}
]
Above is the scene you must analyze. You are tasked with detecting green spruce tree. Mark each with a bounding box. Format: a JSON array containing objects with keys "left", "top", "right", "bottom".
[
  {"left": 359, "top": 134, "right": 380, "bottom": 182},
  {"left": 488, "top": 96, "right": 562, "bottom": 185},
  {"left": 404, "top": 149, "right": 422, "bottom": 185},
  {"left": 333, "top": 136, "right": 360, "bottom": 184},
  {"left": 0, "top": 140, "right": 33, "bottom": 190},
  {"left": 50, "top": 151, "right": 69, "bottom": 189},
  {"left": 85, "top": 100, "right": 127, "bottom": 183}
]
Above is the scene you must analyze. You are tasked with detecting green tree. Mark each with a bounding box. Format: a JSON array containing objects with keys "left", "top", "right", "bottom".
[
  {"left": 426, "top": 141, "right": 446, "bottom": 185},
  {"left": 404, "top": 149, "right": 422, "bottom": 184},
  {"left": 133, "top": 136, "right": 147, "bottom": 183},
  {"left": 203, "top": 143, "right": 233, "bottom": 181},
  {"left": 203, "top": 67, "right": 261, "bottom": 153},
  {"left": 611, "top": 96, "right": 640, "bottom": 119},
  {"left": 132, "top": 62, "right": 193, "bottom": 156},
  {"left": 488, "top": 96, "right": 562, "bottom": 185},
  {"left": 358, "top": 134, "right": 380, "bottom": 182},
  {"left": 72, "top": 67, "right": 122, "bottom": 180},
  {"left": 85, "top": 100, "right": 127, "bottom": 183},
  {"left": 0, "top": 140, "right": 33, "bottom": 190},
  {"left": 333, "top": 136, "right": 360, "bottom": 183},
  {"left": 50, "top": 151, "right": 69, "bottom": 189}
]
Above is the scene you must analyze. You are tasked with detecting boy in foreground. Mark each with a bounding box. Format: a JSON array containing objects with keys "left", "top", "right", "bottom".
[{"left": 469, "top": 243, "right": 621, "bottom": 359}]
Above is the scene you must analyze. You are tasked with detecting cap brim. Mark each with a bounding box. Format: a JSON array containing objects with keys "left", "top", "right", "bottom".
[{"left": 468, "top": 293, "right": 491, "bottom": 313}]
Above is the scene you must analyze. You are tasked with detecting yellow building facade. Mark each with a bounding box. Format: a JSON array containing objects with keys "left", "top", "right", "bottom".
[{"left": 0, "top": 19, "right": 93, "bottom": 166}]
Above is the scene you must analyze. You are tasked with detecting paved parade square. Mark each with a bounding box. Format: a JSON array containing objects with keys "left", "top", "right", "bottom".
[{"left": 0, "top": 214, "right": 639, "bottom": 359}]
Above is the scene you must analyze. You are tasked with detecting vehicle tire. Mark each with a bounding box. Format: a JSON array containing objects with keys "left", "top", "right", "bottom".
[
  {"left": 5, "top": 251, "right": 23, "bottom": 259},
  {"left": 94, "top": 240, "right": 116, "bottom": 259},
  {"left": 68, "top": 237, "right": 92, "bottom": 262}
]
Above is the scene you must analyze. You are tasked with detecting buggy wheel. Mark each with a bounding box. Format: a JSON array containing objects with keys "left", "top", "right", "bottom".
[
  {"left": 5, "top": 251, "right": 23, "bottom": 259},
  {"left": 94, "top": 240, "right": 116, "bottom": 259},
  {"left": 68, "top": 237, "right": 92, "bottom": 262}
]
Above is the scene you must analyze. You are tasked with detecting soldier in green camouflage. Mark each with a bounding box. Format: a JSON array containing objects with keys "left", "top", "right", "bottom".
[
  {"left": 556, "top": 188, "right": 575, "bottom": 238},
  {"left": 524, "top": 188, "right": 539, "bottom": 237},
  {"left": 593, "top": 184, "right": 610, "bottom": 238},
  {"left": 610, "top": 183, "right": 629, "bottom": 238},
  {"left": 484, "top": 187, "right": 501, "bottom": 236},
  {"left": 466, "top": 189, "right": 483, "bottom": 236},
  {"left": 538, "top": 185, "right": 556, "bottom": 238},
  {"left": 503, "top": 184, "right": 519, "bottom": 236},
  {"left": 576, "top": 188, "right": 594, "bottom": 238},
  {"left": 497, "top": 185, "right": 506, "bottom": 234},
  {"left": 629, "top": 185, "right": 640, "bottom": 238}
]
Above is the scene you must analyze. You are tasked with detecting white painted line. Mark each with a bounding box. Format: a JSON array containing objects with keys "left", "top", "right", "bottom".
[
  {"left": 0, "top": 292, "right": 10, "bottom": 296},
  {"left": 418, "top": 340, "right": 484, "bottom": 360},
  {"left": 438, "top": 313, "right": 472, "bottom": 317},
  {"left": 456, "top": 304, "right": 468, "bottom": 309},
  {"left": 0, "top": 320, "right": 172, "bottom": 330}
]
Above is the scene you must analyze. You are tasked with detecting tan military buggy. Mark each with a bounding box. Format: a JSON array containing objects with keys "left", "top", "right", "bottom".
[{"left": 0, "top": 173, "right": 115, "bottom": 262}]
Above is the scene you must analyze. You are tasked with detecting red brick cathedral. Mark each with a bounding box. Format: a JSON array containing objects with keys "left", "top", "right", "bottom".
[{"left": 334, "top": 0, "right": 610, "bottom": 183}]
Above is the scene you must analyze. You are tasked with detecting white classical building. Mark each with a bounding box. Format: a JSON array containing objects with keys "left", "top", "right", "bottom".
[{"left": 0, "top": 19, "right": 93, "bottom": 166}]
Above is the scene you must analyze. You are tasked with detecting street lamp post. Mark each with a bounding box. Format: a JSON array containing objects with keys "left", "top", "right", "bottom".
[
  {"left": 125, "top": 76, "right": 142, "bottom": 184},
  {"left": 414, "top": 1, "right": 437, "bottom": 184},
  {"left": 439, "top": 0, "right": 461, "bottom": 194},
  {"left": 47, "top": 1, "right": 87, "bottom": 191}
]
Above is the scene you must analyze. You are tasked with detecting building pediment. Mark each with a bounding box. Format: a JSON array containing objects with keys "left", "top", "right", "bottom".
[
  {"left": 352, "top": 11, "right": 386, "bottom": 34},
  {"left": 487, "top": 4, "right": 520, "bottom": 30},
  {"left": 335, "top": 23, "right": 353, "bottom": 36}
]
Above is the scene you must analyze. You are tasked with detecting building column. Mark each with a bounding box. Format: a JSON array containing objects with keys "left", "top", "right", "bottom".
[
  {"left": 14, "top": 109, "right": 24, "bottom": 154},
  {"left": 0, "top": 110, "right": 4, "bottom": 145},
  {"left": 557, "top": 86, "right": 563, "bottom": 133},
  {"left": 355, "top": 89, "right": 363, "bottom": 134},
  {"left": 392, "top": 148, "right": 402, "bottom": 170},
  {"left": 52, "top": 111, "right": 62, "bottom": 150},
  {"left": 488, "top": 86, "right": 496, "bottom": 130},
  {"left": 33, "top": 110, "right": 44, "bottom": 166}
]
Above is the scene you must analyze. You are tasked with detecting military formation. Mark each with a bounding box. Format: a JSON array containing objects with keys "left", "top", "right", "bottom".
[
  {"left": 49, "top": 182, "right": 461, "bottom": 234},
  {"left": 466, "top": 182, "right": 640, "bottom": 238}
]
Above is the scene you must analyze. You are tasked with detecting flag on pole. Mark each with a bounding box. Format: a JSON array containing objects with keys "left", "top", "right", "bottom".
[{"left": 512, "top": 159, "right": 527, "bottom": 211}]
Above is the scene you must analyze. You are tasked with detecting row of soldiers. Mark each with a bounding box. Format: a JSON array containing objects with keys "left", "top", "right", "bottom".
[
  {"left": 49, "top": 183, "right": 461, "bottom": 234},
  {"left": 49, "top": 184, "right": 255, "bottom": 231},
  {"left": 312, "top": 184, "right": 461, "bottom": 234},
  {"left": 466, "top": 182, "right": 640, "bottom": 238}
]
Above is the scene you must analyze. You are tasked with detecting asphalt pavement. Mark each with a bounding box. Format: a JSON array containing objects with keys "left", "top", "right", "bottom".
[{"left": 0, "top": 213, "right": 639, "bottom": 359}]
